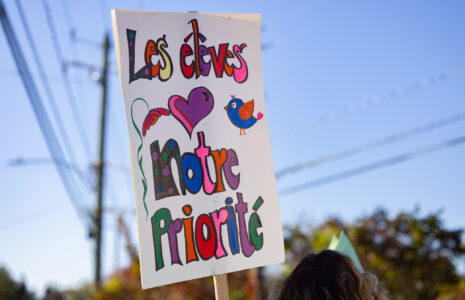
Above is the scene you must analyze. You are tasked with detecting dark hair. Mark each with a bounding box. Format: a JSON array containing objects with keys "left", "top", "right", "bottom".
[{"left": 277, "top": 250, "right": 386, "bottom": 300}]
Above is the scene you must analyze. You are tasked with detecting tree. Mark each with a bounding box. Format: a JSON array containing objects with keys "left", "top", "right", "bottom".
[
  {"left": 65, "top": 207, "right": 464, "bottom": 299},
  {"left": 43, "top": 286, "right": 64, "bottom": 300},
  {"left": 66, "top": 216, "right": 261, "bottom": 300},
  {"left": 90, "top": 259, "right": 260, "bottom": 300},
  {"left": 283, "top": 208, "right": 465, "bottom": 300},
  {"left": 437, "top": 278, "right": 465, "bottom": 300},
  {"left": 0, "top": 266, "right": 35, "bottom": 300}
]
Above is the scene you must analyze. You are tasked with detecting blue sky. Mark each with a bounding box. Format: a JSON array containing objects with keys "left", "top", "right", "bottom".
[{"left": 0, "top": 0, "right": 464, "bottom": 296}]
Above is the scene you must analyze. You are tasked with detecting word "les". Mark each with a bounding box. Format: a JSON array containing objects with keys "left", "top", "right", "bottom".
[{"left": 126, "top": 29, "right": 173, "bottom": 83}]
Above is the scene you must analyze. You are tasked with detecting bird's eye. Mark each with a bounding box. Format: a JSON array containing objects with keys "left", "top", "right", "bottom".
[{"left": 232, "top": 102, "right": 237, "bottom": 109}]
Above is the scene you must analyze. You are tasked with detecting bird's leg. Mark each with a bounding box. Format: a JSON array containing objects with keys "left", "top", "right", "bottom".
[{"left": 240, "top": 129, "right": 243, "bottom": 136}]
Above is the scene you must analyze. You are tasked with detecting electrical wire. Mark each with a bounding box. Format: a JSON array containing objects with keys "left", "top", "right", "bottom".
[
  {"left": 279, "top": 134, "right": 465, "bottom": 196},
  {"left": 8, "top": 156, "right": 92, "bottom": 187},
  {"left": 0, "top": 201, "right": 67, "bottom": 232},
  {"left": 61, "top": 0, "right": 76, "bottom": 42},
  {"left": 276, "top": 111, "right": 465, "bottom": 178},
  {"left": 0, "top": 0, "right": 90, "bottom": 227},
  {"left": 99, "top": 0, "right": 109, "bottom": 31},
  {"left": 40, "top": 0, "right": 93, "bottom": 160},
  {"left": 60, "top": 0, "right": 96, "bottom": 135},
  {"left": 15, "top": 0, "right": 83, "bottom": 185},
  {"left": 0, "top": 67, "right": 96, "bottom": 84},
  {"left": 279, "top": 67, "right": 465, "bottom": 135}
]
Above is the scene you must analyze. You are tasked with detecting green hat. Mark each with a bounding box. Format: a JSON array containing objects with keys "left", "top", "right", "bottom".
[{"left": 328, "top": 231, "right": 364, "bottom": 273}]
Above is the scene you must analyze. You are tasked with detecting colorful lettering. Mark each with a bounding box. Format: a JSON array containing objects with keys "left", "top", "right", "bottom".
[
  {"left": 151, "top": 194, "right": 265, "bottom": 270},
  {"left": 127, "top": 29, "right": 173, "bottom": 83},
  {"left": 180, "top": 19, "right": 249, "bottom": 83}
]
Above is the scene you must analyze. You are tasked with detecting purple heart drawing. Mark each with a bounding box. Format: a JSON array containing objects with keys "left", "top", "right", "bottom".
[{"left": 168, "top": 87, "right": 214, "bottom": 137}]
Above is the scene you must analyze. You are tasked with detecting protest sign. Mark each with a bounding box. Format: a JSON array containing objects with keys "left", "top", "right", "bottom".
[{"left": 112, "top": 10, "right": 284, "bottom": 289}]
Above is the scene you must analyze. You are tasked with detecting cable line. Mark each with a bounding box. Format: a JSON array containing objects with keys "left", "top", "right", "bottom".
[
  {"left": 8, "top": 156, "right": 92, "bottom": 187},
  {"left": 0, "top": 201, "right": 67, "bottom": 232},
  {"left": 280, "top": 67, "right": 465, "bottom": 135},
  {"left": 279, "top": 134, "right": 465, "bottom": 196},
  {"left": 98, "top": 0, "right": 110, "bottom": 32},
  {"left": 41, "top": 0, "right": 93, "bottom": 159},
  {"left": 0, "top": 0, "right": 90, "bottom": 227},
  {"left": 276, "top": 111, "right": 465, "bottom": 178},
  {"left": 61, "top": 0, "right": 76, "bottom": 42},
  {"left": 15, "top": 0, "right": 83, "bottom": 184}
]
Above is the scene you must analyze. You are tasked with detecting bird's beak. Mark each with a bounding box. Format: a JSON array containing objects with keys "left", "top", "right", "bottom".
[
  {"left": 224, "top": 105, "right": 228, "bottom": 111},
  {"left": 246, "top": 99, "right": 255, "bottom": 105}
]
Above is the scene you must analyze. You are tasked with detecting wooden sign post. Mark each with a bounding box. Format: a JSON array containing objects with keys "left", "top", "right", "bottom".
[
  {"left": 214, "top": 274, "right": 229, "bottom": 300},
  {"left": 112, "top": 10, "right": 284, "bottom": 294}
]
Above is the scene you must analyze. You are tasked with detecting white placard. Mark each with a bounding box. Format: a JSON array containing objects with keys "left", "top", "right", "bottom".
[{"left": 112, "top": 9, "right": 284, "bottom": 289}]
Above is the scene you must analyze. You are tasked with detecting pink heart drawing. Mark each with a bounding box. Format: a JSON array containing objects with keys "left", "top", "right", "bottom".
[{"left": 168, "top": 87, "right": 214, "bottom": 137}]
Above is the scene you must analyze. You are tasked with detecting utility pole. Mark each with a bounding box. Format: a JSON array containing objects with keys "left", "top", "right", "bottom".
[{"left": 94, "top": 33, "right": 110, "bottom": 289}]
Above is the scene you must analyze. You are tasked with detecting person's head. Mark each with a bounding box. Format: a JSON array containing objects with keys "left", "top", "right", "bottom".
[{"left": 277, "top": 250, "right": 386, "bottom": 300}]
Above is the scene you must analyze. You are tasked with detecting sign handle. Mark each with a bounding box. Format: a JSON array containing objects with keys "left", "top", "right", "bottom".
[{"left": 213, "top": 274, "right": 229, "bottom": 300}]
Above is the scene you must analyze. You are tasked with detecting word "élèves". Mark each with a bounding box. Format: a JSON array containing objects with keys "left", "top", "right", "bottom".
[{"left": 126, "top": 18, "right": 249, "bottom": 84}]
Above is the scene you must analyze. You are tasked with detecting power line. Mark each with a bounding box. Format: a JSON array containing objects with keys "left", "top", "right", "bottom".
[
  {"left": 0, "top": 68, "right": 98, "bottom": 85},
  {"left": 59, "top": 0, "right": 102, "bottom": 50},
  {"left": 7, "top": 156, "right": 92, "bottom": 187},
  {"left": 0, "top": 201, "right": 67, "bottom": 232},
  {"left": 99, "top": 0, "right": 109, "bottom": 31},
  {"left": 104, "top": 161, "right": 131, "bottom": 174},
  {"left": 60, "top": 0, "right": 99, "bottom": 129},
  {"left": 61, "top": 0, "right": 76, "bottom": 43},
  {"left": 15, "top": 0, "right": 81, "bottom": 177},
  {"left": 6, "top": 155, "right": 130, "bottom": 183},
  {"left": 107, "top": 107, "right": 135, "bottom": 207},
  {"left": 279, "top": 134, "right": 465, "bottom": 196},
  {"left": 0, "top": 0, "right": 90, "bottom": 227},
  {"left": 279, "top": 67, "right": 465, "bottom": 135},
  {"left": 276, "top": 111, "right": 465, "bottom": 178},
  {"left": 41, "top": 0, "right": 93, "bottom": 159}
]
